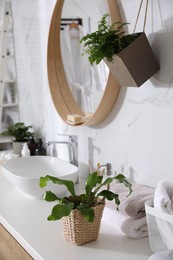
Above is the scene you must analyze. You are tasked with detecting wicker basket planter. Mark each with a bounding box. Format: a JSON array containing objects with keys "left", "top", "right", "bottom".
[
  {"left": 104, "top": 32, "right": 160, "bottom": 87},
  {"left": 62, "top": 203, "right": 105, "bottom": 245},
  {"left": 40, "top": 172, "right": 132, "bottom": 247}
]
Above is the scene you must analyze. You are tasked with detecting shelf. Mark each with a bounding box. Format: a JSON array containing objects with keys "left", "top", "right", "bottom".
[
  {"left": 0, "top": 136, "right": 13, "bottom": 144},
  {"left": 0, "top": 2, "right": 19, "bottom": 138},
  {"left": 4, "top": 80, "right": 16, "bottom": 84},
  {"left": 6, "top": 54, "right": 15, "bottom": 58},
  {"left": 1, "top": 103, "right": 18, "bottom": 108}
]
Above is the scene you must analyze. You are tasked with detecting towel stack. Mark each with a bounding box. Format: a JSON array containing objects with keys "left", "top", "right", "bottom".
[{"left": 103, "top": 182, "right": 154, "bottom": 239}]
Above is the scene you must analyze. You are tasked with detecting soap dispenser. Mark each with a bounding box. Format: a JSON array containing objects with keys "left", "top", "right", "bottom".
[
  {"left": 28, "top": 136, "right": 38, "bottom": 156},
  {"left": 35, "top": 138, "right": 46, "bottom": 156},
  {"left": 21, "top": 143, "right": 30, "bottom": 157}
]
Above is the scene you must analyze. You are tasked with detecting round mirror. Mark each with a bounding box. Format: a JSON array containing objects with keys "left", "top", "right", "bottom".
[{"left": 47, "top": 0, "right": 122, "bottom": 126}]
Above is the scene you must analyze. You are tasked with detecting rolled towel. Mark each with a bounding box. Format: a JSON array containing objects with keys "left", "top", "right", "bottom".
[
  {"left": 109, "top": 182, "right": 154, "bottom": 219},
  {"left": 103, "top": 201, "right": 148, "bottom": 239},
  {"left": 154, "top": 180, "right": 173, "bottom": 215},
  {"left": 148, "top": 250, "right": 173, "bottom": 260}
]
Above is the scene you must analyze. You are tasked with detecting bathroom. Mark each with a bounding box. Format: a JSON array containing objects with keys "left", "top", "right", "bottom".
[{"left": 0, "top": 0, "right": 173, "bottom": 259}]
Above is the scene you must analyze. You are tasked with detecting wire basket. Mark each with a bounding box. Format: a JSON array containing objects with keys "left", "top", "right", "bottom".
[
  {"left": 62, "top": 203, "right": 105, "bottom": 245},
  {"left": 145, "top": 199, "right": 173, "bottom": 253}
]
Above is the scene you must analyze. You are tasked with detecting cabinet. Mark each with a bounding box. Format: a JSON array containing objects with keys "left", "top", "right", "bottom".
[
  {"left": 0, "top": 2, "right": 19, "bottom": 150},
  {"left": 0, "top": 224, "right": 33, "bottom": 260}
]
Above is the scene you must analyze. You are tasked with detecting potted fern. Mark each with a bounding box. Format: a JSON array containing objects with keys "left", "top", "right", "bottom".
[
  {"left": 0, "top": 122, "right": 33, "bottom": 155},
  {"left": 39, "top": 171, "right": 132, "bottom": 245},
  {"left": 80, "top": 13, "right": 159, "bottom": 87}
]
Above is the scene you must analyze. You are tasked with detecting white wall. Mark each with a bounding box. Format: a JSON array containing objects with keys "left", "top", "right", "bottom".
[{"left": 11, "top": 0, "right": 173, "bottom": 187}]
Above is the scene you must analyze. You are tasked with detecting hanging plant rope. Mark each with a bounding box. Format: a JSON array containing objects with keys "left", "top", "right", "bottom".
[
  {"left": 143, "top": 0, "right": 149, "bottom": 31},
  {"left": 133, "top": 0, "right": 149, "bottom": 33}
]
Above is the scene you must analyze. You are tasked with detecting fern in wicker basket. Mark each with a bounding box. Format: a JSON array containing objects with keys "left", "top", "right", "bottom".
[{"left": 39, "top": 171, "right": 132, "bottom": 245}]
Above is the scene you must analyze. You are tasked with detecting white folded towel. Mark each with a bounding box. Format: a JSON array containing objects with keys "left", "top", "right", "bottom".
[
  {"left": 103, "top": 203, "right": 148, "bottom": 239},
  {"left": 148, "top": 250, "right": 173, "bottom": 260},
  {"left": 154, "top": 180, "right": 173, "bottom": 215},
  {"left": 154, "top": 180, "right": 173, "bottom": 250},
  {"left": 102, "top": 182, "right": 154, "bottom": 238},
  {"left": 109, "top": 182, "right": 154, "bottom": 219}
]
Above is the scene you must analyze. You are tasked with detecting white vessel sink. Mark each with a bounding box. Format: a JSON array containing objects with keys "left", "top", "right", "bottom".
[{"left": 1, "top": 156, "right": 78, "bottom": 198}]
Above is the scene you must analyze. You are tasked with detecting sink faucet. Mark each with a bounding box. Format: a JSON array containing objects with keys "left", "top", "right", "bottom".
[
  {"left": 47, "top": 135, "right": 78, "bottom": 167},
  {"left": 98, "top": 163, "right": 111, "bottom": 176}
]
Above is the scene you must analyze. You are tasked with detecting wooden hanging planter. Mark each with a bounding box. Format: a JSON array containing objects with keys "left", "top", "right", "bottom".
[{"left": 104, "top": 32, "right": 160, "bottom": 87}]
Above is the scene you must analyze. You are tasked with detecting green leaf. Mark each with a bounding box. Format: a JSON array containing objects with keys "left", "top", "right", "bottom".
[
  {"left": 92, "top": 177, "right": 113, "bottom": 195},
  {"left": 47, "top": 203, "right": 74, "bottom": 221},
  {"left": 85, "top": 172, "right": 102, "bottom": 198},
  {"left": 42, "top": 191, "right": 60, "bottom": 202},
  {"left": 114, "top": 174, "right": 132, "bottom": 195},
  {"left": 98, "top": 190, "right": 120, "bottom": 209},
  {"left": 39, "top": 175, "right": 76, "bottom": 196},
  {"left": 100, "top": 177, "right": 114, "bottom": 186},
  {"left": 78, "top": 204, "right": 95, "bottom": 223}
]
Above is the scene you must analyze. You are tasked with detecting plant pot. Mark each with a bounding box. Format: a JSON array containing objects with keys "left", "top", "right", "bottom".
[
  {"left": 12, "top": 142, "right": 23, "bottom": 155},
  {"left": 104, "top": 32, "right": 160, "bottom": 87},
  {"left": 62, "top": 203, "right": 105, "bottom": 245}
]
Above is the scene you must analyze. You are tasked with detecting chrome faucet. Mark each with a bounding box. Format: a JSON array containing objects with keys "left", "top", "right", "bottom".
[
  {"left": 47, "top": 135, "right": 78, "bottom": 167},
  {"left": 98, "top": 163, "right": 111, "bottom": 176}
]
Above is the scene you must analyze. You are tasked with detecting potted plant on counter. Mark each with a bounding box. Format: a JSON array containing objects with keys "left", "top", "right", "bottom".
[
  {"left": 80, "top": 13, "right": 159, "bottom": 87},
  {"left": 0, "top": 122, "right": 33, "bottom": 155},
  {"left": 39, "top": 171, "right": 132, "bottom": 245}
]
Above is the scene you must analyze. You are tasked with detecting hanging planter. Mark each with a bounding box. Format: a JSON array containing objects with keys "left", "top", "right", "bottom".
[
  {"left": 80, "top": 0, "right": 159, "bottom": 88},
  {"left": 104, "top": 32, "right": 159, "bottom": 87}
]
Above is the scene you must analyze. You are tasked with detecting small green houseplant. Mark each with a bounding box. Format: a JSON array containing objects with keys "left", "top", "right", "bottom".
[
  {"left": 80, "top": 13, "right": 159, "bottom": 87},
  {"left": 80, "top": 13, "right": 135, "bottom": 65},
  {"left": 39, "top": 171, "right": 132, "bottom": 245},
  {"left": 0, "top": 122, "right": 33, "bottom": 142},
  {"left": 0, "top": 122, "right": 33, "bottom": 154}
]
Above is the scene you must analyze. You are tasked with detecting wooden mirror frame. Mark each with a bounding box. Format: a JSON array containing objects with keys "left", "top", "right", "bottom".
[{"left": 47, "top": 0, "right": 122, "bottom": 126}]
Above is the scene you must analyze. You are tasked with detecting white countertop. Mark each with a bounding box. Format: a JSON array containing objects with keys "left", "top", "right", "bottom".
[{"left": 0, "top": 170, "right": 152, "bottom": 260}]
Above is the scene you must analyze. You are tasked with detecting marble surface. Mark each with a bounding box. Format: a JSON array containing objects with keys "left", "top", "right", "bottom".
[{"left": 0, "top": 169, "right": 152, "bottom": 260}]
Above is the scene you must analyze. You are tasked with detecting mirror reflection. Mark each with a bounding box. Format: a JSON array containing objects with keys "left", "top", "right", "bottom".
[{"left": 60, "top": 0, "right": 109, "bottom": 114}]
